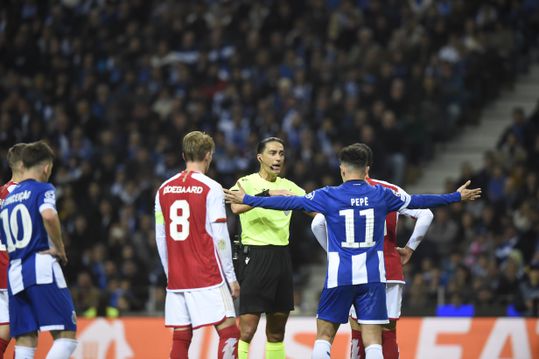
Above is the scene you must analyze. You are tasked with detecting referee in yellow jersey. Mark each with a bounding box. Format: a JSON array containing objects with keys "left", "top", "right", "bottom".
[{"left": 231, "top": 137, "right": 305, "bottom": 359}]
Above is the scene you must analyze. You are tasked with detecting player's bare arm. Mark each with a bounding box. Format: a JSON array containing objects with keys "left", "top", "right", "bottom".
[
  {"left": 457, "top": 180, "right": 481, "bottom": 201},
  {"left": 40, "top": 208, "right": 67, "bottom": 265}
]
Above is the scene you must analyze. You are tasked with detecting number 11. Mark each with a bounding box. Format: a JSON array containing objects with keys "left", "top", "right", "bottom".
[{"left": 339, "top": 208, "right": 375, "bottom": 248}]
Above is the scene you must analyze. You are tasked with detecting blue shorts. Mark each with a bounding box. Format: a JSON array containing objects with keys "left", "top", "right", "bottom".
[
  {"left": 317, "top": 283, "right": 388, "bottom": 324},
  {"left": 9, "top": 279, "right": 77, "bottom": 337}
]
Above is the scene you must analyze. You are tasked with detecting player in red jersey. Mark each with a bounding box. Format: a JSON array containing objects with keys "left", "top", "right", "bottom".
[
  {"left": 311, "top": 144, "right": 434, "bottom": 359},
  {"left": 155, "top": 131, "right": 240, "bottom": 359},
  {"left": 0, "top": 143, "right": 26, "bottom": 357}
]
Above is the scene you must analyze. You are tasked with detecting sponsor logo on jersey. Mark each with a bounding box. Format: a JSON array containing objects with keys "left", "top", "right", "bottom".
[
  {"left": 163, "top": 186, "right": 203, "bottom": 194},
  {"left": 305, "top": 191, "right": 315, "bottom": 200}
]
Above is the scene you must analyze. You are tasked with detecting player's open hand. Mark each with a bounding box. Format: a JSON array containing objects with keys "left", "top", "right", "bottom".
[
  {"left": 224, "top": 182, "right": 246, "bottom": 204},
  {"left": 457, "top": 180, "right": 481, "bottom": 201},
  {"left": 40, "top": 247, "right": 68, "bottom": 265},
  {"left": 396, "top": 246, "right": 414, "bottom": 265},
  {"left": 229, "top": 281, "right": 240, "bottom": 299}
]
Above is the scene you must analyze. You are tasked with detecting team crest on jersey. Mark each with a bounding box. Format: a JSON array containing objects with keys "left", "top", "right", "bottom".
[
  {"left": 217, "top": 239, "right": 226, "bottom": 250},
  {"left": 305, "top": 192, "right": 315, "bottom": 200},
  {"left": 44, "top": 190, "right": 56, "bottom": 205},
  {"left": 394, "top": 189, "right": 405, "bottom": 197}
]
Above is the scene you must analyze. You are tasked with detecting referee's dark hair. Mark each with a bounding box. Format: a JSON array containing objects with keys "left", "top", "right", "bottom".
[
  {"left": 339, "top": 143, "right": 371, "bottom": 169},
  {"left": 21, "top": 141, "right": 55, "bottom": 169},
  {"left": 256, "top": 137, "right": 285, "bottom": 154}
]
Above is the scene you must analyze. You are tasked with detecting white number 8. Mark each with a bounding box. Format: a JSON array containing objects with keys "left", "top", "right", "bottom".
[{"left": 170, "top": 200, "right": 190, "bottom": 241}]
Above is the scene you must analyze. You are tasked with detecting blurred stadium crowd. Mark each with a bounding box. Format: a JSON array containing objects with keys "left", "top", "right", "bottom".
[{"left": 0, "top": 0, "right": 538, "bottom": 317}]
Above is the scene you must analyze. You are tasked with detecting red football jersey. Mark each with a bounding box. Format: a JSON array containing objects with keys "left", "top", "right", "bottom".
[
  {"left": 0, "top": 180, "right": 17, "bottom": 289},
  {"left": 155, "top": 171, "right": 227, "bottom": 291},
  {"left": 366, "top": 178, "right": 405, "bottom": 282}
]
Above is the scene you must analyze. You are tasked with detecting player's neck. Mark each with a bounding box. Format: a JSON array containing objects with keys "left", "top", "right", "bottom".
[
  {"left": 258, "top": 169, "right": 277, "bottom": 182},
  {"left": 20, "top": 174, "right": 42, "bottom": 182},
  {"left": 10, "top": 173, "right": 23, "bottom": 183},
  {"left": 185, "top": 161, "right": 207, "bottom": 174}
]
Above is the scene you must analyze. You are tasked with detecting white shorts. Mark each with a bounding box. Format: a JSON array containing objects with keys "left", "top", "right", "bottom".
[
  {"left": 165, "top": 283, "right": 235, "bottom": 329},
  {"left": 349, "top": 282, "right": 403, "bottom": 321},
  {"left": 0, "top": 290, "right": 8, "bottom": 324}
]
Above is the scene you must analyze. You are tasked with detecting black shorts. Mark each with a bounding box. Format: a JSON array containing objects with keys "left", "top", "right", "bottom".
[{"left": 237, "top": 245, "right": 294, "bottom": 315}]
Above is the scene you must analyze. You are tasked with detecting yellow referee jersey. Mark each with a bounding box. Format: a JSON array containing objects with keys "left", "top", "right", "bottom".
[{"left": 231, "top": 173, "right": 305, "bottom": 246}]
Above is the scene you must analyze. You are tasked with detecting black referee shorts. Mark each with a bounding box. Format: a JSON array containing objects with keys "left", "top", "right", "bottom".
[{"left": 238, "top": 245, "right": 294, "bottom": 315}]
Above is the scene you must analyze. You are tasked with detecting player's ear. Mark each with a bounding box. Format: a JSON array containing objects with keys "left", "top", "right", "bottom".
[{"left": 257, "top": 154, "right": 262, "bottom": 163}]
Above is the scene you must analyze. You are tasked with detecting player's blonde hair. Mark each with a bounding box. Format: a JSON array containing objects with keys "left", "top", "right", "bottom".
[{"left": 182, "top": 131, "right": 215, "bottom": 162}]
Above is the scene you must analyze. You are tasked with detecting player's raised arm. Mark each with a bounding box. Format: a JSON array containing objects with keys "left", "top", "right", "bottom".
[{"left": 383, "top": 181, "right": 481, "bottom": 213}]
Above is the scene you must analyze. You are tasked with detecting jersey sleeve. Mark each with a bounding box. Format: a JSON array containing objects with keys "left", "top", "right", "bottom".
[
  {"left": 154, "top": 190, "right": 168, "bottom": 277},
  {"left": 381, "top": 185, "right": 411, "bottom": 212},
  {"left": 37, "top": 184, "right": 57, "bottom": 213},
  {"left": 311, "top": 213, "right": 328, "bottom": 251},
  {"left": 243, "top": 188, "right": 327, "bottom": 213},
  {"left": 399, "top": 208, "right": 434, "bottom": 251},
  {"left": 207, "top": 183, "right": 227, "bottom": 223}
]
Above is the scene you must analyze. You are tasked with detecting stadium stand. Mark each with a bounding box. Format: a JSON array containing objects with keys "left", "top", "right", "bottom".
[{"left": 0, "top": 0, "right": 538, "bottom": 317}]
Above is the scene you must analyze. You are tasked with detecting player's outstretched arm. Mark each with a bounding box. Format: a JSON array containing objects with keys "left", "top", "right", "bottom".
[
  {"left": 403, "top": 181, "right": 481, "bottom": 210},
  {"left": 41, "top": 208, "right": 67, "bottom": 265}
]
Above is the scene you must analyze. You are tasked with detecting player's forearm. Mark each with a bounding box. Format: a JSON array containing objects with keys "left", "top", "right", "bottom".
[
  {"left": 405, "top": 210, "right": 434, "bottom": 251},
  {"left": 407, "top": 192, "right": 461, "bottom": 209},
  {"left": 210, "top": 222, "right": 236, "bottom": 283},
  {"left": 231, "top": 203, "right": 253, "bottom": 214},
  {"left": 243, "top": 194, "right": 306, "bottom": 211},
  {"left": 155, "top": 223, "right": 168, "bottom": 276},
  {"left": 42, "top": 215, "right": 65, "bottom": 253}
]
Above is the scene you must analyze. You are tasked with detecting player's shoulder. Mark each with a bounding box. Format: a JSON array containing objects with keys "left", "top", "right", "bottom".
[
  {"left": 367, "top": 178, "right": 400, "bottom": 191},
  {"left": 21, "top": 180, "right": 53, "bottom": 192},
  {"left": 191, "top": 172, "right": 223, "bottom": 192},
  {"left": 307, "top": 185, "right": 331, "bottom": 199}
]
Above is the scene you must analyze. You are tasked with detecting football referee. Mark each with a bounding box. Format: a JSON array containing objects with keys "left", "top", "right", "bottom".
[{"left": 231, "top": 137, "right": 305, "bottom": 359}]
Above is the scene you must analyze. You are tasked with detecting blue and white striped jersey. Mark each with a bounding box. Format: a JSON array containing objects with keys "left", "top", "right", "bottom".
[
  {"left": 0, "top": 179, "right": 66, "bottom": 294},
  {"left": 243, "top": 180, "right": 460, "bottom": 289}
]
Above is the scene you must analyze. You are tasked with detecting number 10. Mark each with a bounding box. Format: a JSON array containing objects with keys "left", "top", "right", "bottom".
[{"left": 339, "top": 208, "right": 375, "bottom": 248}]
